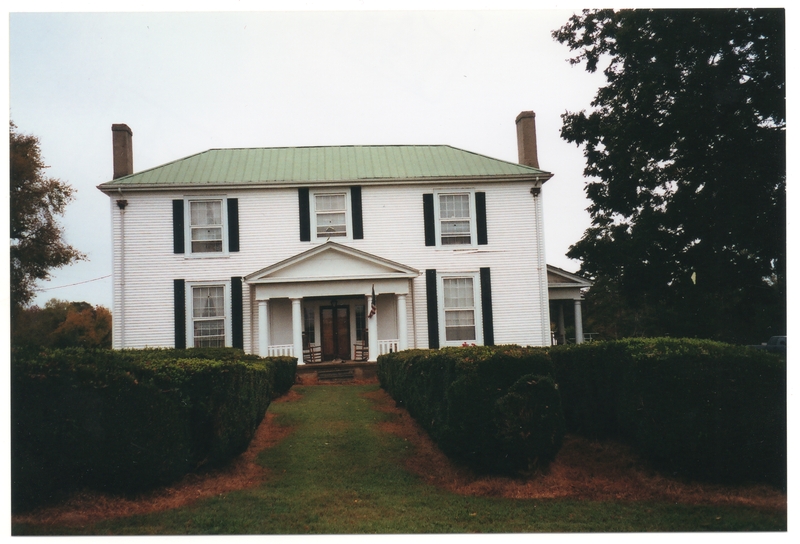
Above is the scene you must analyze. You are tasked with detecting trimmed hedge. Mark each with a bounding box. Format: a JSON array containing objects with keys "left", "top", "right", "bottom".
[
  {"left": 377, "top": 346, "right": 565, "bottom": 475},
  {"left": 270, "top": 356, "right": 299, "bottom": 397},
  {"left": 550, "top": 338, "right": 786, "bottom": 488},
  {"left": 11, "top": 347, "right": 297, "bottom": 512}
]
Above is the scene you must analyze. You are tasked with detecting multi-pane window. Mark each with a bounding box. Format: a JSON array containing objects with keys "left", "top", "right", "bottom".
[
  {"left": 438, "top": 193, "right": 472, "bottom": 245},
  {"left": 443, "top": 277, "right": 476, "bottom": 342},
  {"left": 192, "top": 286, "right": 225, "bottom": 347},
  {"left": 315, "top": 193, "right": 348, "bottom": 238},
  {"left": 304, "top": 306, "right": 316, "bottom": 344},
  {"left": 355, "top": 304, "right": 366, "bottom": 341},
  {"left": 190, "top": 200, "right": 223, "bottom": 253}
]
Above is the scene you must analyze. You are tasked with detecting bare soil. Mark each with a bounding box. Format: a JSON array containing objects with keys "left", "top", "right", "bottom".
[
  {"left": 13, "top": 383, "right": 785, "bottom": 527},
  {"left": 363, "top": 387, "right": 786, "bottom": 511}
]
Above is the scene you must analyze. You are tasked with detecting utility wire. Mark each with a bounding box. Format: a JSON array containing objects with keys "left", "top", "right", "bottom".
[{"left": 39, "top": 274, "right": 112, "bottom": 291}]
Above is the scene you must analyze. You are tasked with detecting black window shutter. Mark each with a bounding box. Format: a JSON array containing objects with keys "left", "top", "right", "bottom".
[
  {"left": 426, "top": 269, "right": 440, "bottom": 349},
  {"left": 423, "top": 193, "right": 436, "bottom": 246},
  {"left": 231, "top": 277, "right": 244, "bottom": 349},
  {"left": 298, "top": 188, "right": 311, "bottom": 241},
  {"left": 480, "top": 268, "right": 494, "bottom": 346},
  {"left": 227, "top": 198, "right": 239, "bottom": 252},
  {"left": 476, "top": 192, "right": 488, "bottom": 245},
  {"left": 351, "top": 186, "right": 363, "bottom": 239},
  {"left": 174, "top": 279, "right": 186, "bottom": 349},
  {"left": 173, "top": 200, "right": 185, "bottom": 254}
]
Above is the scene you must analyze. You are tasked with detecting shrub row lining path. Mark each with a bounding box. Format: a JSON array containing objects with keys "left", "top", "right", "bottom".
[{"left": 13, "top": 384, "right": 787, "bottom": 534}]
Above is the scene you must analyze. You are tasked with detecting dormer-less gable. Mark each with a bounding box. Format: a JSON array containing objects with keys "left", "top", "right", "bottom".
[
  {"left": 246, "top": 241, "right": 419, "bottom": 284},
  {"left": 547, "top": 265, "right": 592, "bottom": 300},
  {"left": 244, "top": 242, "right": 419, "bottom": 302}
]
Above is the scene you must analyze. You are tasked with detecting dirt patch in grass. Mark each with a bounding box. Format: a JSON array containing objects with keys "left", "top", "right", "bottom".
[
  {"left": 13, "top": 399, "right": 297, "bottom": 527},
  {"left": 363, "top": 388, "right": 786, "bottom": 512}
]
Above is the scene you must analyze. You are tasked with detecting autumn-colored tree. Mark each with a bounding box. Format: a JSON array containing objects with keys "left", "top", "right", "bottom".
[
  {"left": 50, "top": 304, "right": 112, "bottom": 348},
  {"left": 10, "top": 122, "right": 85, "bottom": 318},
  {"left": 11, "top": 299, "right": 112, "bottom": 349}
]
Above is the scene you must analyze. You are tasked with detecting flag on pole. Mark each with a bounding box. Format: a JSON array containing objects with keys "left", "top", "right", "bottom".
[{"left": 368, "top": 285, "right": 377, "bottom": 318}]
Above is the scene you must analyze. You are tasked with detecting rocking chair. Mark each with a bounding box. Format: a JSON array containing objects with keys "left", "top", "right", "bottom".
[
  {"left": 353, "top": 331, "right": 369, "bottom": 361},
  {"left": 303, "top": 332, "right": 321, "bottom": 364}
]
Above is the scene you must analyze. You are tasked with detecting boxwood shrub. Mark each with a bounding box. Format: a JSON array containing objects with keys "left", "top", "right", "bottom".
[
  {"left": 550, "top": 338, "right": 786, "bottom": 488},
  {"left": 377, "top": 346, "right": 565, "bottom": 475},
  {"left": 270, "top": 356, "right": 299, "bottom": 397},
  {"left": 11, "top": 347, "right": 296, "bottom": 512}
]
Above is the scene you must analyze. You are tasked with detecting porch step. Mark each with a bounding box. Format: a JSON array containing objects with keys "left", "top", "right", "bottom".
[{"left": 317, "top": 369, "right": 356, "bottom": 382}]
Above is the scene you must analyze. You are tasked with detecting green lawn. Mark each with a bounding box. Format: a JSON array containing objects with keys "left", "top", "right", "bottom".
[{"left": 13, "top": 384, "right": 786, "bottom": 534}]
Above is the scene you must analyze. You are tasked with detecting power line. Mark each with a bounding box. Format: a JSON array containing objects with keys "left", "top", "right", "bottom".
[{"left": 39, "top": 274, "right": 111, "bottom": 291}]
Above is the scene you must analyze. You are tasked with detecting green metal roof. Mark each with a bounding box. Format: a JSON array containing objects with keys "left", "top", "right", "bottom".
[{"left": 98, "top": 145, "right": 551, "bottom": 190}]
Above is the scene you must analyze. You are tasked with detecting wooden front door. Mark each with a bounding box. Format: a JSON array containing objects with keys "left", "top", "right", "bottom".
[{"left": 320, "top": 306, "right": 351, "bottom": 361}]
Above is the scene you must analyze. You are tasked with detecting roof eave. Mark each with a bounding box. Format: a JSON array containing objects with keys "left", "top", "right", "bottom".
[{"left": 97, "top": 172, "right": 554, "bottom": 194}]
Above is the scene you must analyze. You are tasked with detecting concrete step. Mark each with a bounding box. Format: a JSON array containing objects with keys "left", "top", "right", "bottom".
[{"left": 317, "top": 369, "right": 356, "bottom": 382}]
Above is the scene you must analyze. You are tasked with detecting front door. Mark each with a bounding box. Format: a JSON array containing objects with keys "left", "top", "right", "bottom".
[{"left": 320, "top": 306, "right": 351, "bottom": 361}]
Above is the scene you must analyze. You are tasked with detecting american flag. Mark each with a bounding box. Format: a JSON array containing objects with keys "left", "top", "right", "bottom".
[{"left": 368, "top": 285, "right": 377, "bottom": 318}]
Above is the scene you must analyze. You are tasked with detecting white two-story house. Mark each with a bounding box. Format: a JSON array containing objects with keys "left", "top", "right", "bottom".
[{"left": 99, "top": 112, "right": 564, "bottom": 362}]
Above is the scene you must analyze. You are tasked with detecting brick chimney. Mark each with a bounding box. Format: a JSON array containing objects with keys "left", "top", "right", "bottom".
[
  {"left": 112, "top": 124, "right": 133, "bottom": 179},
  {"left": 515, "top": 111, "right": 539, "bottom": 169}
]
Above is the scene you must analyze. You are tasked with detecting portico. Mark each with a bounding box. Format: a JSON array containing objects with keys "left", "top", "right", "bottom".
[
  {"left": 547, "top": 265, "right": 593, "bottom": 345},
  {"left": 245, "top": 242, "right": 419, "bottom": 362}
]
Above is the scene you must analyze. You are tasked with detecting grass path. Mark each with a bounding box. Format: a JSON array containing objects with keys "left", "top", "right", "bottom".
[{"left": 14, "top": 385, "right": 787, "bottom": 534}]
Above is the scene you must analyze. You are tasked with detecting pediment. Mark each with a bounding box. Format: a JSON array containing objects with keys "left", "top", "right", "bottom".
[
  {"left": 246, "top": 242, "right": 419, "bottom": 284},
  {"left": 547, "top": 265, "right": 592, "bottom": 288}
]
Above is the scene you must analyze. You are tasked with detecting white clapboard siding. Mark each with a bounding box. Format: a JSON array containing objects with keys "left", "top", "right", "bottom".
[{"left": 110, "top": 181, "right": 550, "bottom": 351}]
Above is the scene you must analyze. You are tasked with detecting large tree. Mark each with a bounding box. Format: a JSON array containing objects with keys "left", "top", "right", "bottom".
[
  {"left": 553, "top": 9, "right": 785, "bottom": 343},
  {"left": 10, "top": 123, "right": 85, "bottom": 315}
]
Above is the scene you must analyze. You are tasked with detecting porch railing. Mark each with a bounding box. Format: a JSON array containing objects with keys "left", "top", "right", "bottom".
[
  {"left": 267, "top": 344, "right": 294, "bottom": 357},
  {"left": 378, "top": 339, "right": 399, "bottom": 355}
]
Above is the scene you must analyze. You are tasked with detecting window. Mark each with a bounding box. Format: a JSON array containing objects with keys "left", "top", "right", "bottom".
[
  {"left": 304, "top": 306, "right": 316, "bottom": 344},
  {"left": 186, "top": 283, "right": 230, "bottom": 348},
  {"left": 312, "top": 190, "right": 350, "bottom": 240},
  {"left": 438, "top": 273, "right": 483, "bottom": 346},
  {"left": 355, "top": 304, "right": 366, "bottom": 341},
  {"left": 439, "top": 193, "right": 472, "bottom": 245},
  {"left": 300, "top": 187, "right": 362, "bottom": 242},
  {"left": 424, "top": 191, "right": 488, "bottom": 248},
  {"left": 443, "top": 277, "right": 476, "bottom": 341},
  {"left": 174, "top": 198, "right": 238, "bottom": 255},
  {"left": 187, "top": 199, "right": 226, "bottom": 254},
  {"left": 192, "top": 286, "right": 226, "bottom": 347}
]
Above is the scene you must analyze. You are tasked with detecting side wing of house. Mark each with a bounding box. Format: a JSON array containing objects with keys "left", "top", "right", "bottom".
[{"left": 548, "top": 265, "right": 593, "bottom": 345}]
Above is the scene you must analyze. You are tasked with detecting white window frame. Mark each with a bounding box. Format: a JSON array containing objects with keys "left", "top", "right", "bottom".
[
  {"left": 437, "top": 271, "right": 483, "bottom": 347},
  {"left": 310, "top": 188, "right": 353, "bottom": 242},
  {"left": 186, "top": 280, "right": 232, "bottom": 348},
  {"left": 184, "top": 197, "right": 229, "bottom": 257},
  {"left": 433, "top": 189, "right": 478, "bottom": 248}
]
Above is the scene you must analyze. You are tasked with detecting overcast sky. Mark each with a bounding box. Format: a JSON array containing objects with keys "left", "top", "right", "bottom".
[{"left": 6, "top": 2, "right": 791, "bottom": 311}]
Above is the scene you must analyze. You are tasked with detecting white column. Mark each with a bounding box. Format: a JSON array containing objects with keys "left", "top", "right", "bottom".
[
  {"left": 367, "top": 294, "right": 378, "bottom": 362},
  {"left": 396, "top": 293, "right": 408, "bottom": 351},
  {"left": 258, "top": 300, "right": 270, "bottom": 357},
  {"left": 574, "top": 299, "right": 584, "bottom": 344},
  {"left": 291, "top": 298, "right": 304, "bottom": 363}
]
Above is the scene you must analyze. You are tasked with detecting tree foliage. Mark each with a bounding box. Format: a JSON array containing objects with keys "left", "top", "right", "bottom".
[
  {"left": 10, "top": 122, "right": 85, "bottom": 314},
  {"left": 553, "top": 9, "right": 785, "bottom": 343},
  {"left": 11, "top": 299, "right": 112, "bottom": 350}
]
